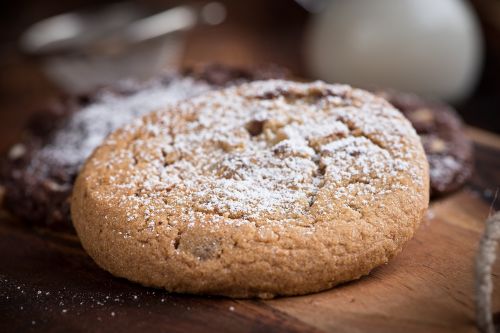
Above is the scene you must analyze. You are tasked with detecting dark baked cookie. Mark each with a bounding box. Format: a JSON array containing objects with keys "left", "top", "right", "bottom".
[
  {"left": 0, "top": 65, "right": 287, "bottom": 231},
  {"left": 376, "top": 90, "right": 473, "bottom": 196}
]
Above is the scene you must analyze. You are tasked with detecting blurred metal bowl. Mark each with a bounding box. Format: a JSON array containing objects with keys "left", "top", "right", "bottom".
[{"left": 20, "top": 1, "right": 226, "bottom": 93}]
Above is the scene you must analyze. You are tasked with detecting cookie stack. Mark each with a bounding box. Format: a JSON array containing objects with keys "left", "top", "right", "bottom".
[{"left": 1, "top": 65, "right": 472, "bottom": 297}]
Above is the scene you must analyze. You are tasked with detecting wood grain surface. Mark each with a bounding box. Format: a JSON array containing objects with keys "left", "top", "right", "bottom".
[{"left": 0, "top": 131, "right": 499, "bottom": 333}]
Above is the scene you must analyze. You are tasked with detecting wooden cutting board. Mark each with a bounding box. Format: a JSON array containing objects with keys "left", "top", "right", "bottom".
[{"left": 1, "top": 127, "right": 499, "bottom": 333}]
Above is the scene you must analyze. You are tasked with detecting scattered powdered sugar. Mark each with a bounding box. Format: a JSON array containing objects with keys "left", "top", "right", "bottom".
[
  {"left": 90, "top": 80, "right": 426, "bottom": 230},
  {"left": 0, "top": 276, "right": 189, "bottom": 325},
  {"left": 429, "top": 155, "right": 461, "bottom": 183}
]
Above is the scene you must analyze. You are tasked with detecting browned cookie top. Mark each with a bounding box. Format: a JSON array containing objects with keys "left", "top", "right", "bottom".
[{"left": 377, "top": 90, "right": 473, "bottom": 195}]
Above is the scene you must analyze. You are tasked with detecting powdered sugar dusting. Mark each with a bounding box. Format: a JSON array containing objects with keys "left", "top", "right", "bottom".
[
  {"left": 89, "top": 80, "right": 426, "bottom": 230},
  {"left": 30, "top": 76, "right": 211, "bottom": 170}
]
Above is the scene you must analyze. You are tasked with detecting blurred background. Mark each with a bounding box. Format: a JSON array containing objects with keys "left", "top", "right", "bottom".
[{"left": 0, "top": 0, "right": 499, "bottom": 150}]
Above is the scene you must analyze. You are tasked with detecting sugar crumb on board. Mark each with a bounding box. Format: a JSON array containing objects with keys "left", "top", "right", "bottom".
[{"left": 0, "top": 276, "right": 204, "bottom": 324}]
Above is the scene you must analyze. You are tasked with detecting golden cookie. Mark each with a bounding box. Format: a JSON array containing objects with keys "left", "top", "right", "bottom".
[{"left": 72, "top": 80, "right": 429, "bottom": 298}]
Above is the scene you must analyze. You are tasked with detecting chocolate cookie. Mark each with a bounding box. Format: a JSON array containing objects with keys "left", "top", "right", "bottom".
[
  {"left": 0, "top": 65, "right": 286, "bottom": 231},
  {"left": 376, "top": 90, "right": 473, "bottom": 196},
  {"left": 72, "top": 80, "right": 429, "bottom": 298}
]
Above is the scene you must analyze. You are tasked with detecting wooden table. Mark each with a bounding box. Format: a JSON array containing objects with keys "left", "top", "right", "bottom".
[{"left": 0, "top": 127, "right": 499, "bottom": 333}]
